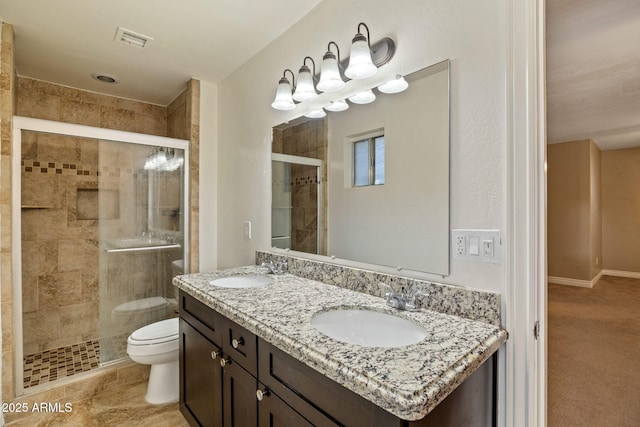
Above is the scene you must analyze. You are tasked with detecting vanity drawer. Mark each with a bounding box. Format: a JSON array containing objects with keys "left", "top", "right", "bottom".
[
  {"left": 222, "top": 318, "right": 258, "bottom": 377},
  {"left": 179, "top": 291, "right": 223, "bottom": 345},
  {"left": 258, "top": 339, "right": 399, "bottom": 427}
]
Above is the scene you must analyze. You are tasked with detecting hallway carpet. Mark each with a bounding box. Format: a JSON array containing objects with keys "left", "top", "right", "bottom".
[{"left": 548, "top": 276, "right": 640, "bottom": 426}]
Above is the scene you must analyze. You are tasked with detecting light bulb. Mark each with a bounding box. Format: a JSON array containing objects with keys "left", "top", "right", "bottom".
[
  {"left": 304, "top": 109, "right": 326, "bottom": 118},
  {"left": 325, "top": 100, "right": 349, "bottom": 112},
  {"left": 345, "top": 33, "right": 377, "bottom": 80},
  {"left": 317, "top": 50, "right": 345, "bottom": 92},
  {"left": 271, "top": 76, "right": 295, "bottom": 110},
  {"left": 293, "top": 65, "right": 317, "bottom": 102},
  {"left": 348, "top": 90, "right": 376, "bottom": 104},
  {"left": 378, "top": 75, "right": 409, "bottom": 94}
]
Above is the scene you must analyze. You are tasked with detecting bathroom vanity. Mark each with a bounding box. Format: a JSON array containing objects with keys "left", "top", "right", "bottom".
[{"left": 174, "top": 262, "right": 507, "bottom": 427}]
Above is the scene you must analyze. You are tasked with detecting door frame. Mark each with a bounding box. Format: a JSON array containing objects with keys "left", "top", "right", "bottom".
[{"left": 506, "top": 0, "right": 547, "bottom": 426}]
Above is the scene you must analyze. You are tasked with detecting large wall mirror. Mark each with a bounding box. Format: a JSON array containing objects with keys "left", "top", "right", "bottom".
[{"left": 271, "top": 60, "right": 450, "bottom": 275}]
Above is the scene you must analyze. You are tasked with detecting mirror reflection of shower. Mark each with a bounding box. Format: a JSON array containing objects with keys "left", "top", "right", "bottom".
[{"left": 272, "top": 154, "right": 324, "bottom": 255}]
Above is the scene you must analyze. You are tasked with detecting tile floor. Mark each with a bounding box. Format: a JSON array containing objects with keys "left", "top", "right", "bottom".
[
  {"left": 23, "top": 334, "right": 129, "bottom": 389},
  {"left": 6, "top": 380, "right": 189, "bottom": 427}
]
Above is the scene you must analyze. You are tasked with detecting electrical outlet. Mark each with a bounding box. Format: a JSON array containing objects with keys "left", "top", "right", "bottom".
[
  {"left": 455, "top": 235, "right": 465, "bottom": 255},
  {"left": 452, "top": 229, "right": 501, "bottom": 264}
]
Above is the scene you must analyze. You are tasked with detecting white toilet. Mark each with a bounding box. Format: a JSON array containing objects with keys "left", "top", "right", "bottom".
[{"left": 126, "top": 317, "right": 179, "bottom": 404}]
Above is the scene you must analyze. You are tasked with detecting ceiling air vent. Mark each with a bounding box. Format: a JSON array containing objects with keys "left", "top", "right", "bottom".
[{"left": 114, "top": 27, "right": 153, "bottom": 48}]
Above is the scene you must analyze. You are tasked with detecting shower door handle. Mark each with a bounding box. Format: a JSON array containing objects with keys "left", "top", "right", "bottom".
[{"left": 105, "top": 244, "right": 181, "bottom": 253}]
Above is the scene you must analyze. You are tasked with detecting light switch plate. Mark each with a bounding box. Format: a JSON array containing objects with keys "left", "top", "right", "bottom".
[{"left": 451, "top": 229, "right": 502, "bottom": 264}]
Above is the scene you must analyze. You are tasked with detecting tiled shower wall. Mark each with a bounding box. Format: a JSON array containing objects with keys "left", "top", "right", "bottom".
[
  {"left": 20, "top": 133, "right": 182, "bottom": 354},
  {"left": 272, "top": 118, "right": 327, "bottom": 254},
  {"left": 1, "top": 21, "right": 17, "bottom": 401},
  {"left": 21, "top": 132, "right": 102, "bottom": 354}
]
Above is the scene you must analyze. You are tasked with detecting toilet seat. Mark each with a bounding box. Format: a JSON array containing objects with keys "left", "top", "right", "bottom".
[
  {"left": 114, "top": 297, "right": 175, "bottom": 315},
  {"left": 127, "top": 318, "right": 179, "bottom": 357}
]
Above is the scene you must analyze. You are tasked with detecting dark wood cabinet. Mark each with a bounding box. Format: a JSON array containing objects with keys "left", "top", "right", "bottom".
[
  {"left": 257, "top": 384, "right": 315, "bottom": 427},
  {"left": 222, "top": 357, "right": 258, "bottom": 426},
  {"left": 179, "top": 290, "right": 496, "bottom": 427},
  {"left": 179, "top": 318, "right": 223, "bottom": 427}
]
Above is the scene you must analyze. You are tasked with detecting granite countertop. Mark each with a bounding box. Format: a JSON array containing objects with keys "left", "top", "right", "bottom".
[{"left": 173, "top": 266, "right": 508, "bottom": 421}]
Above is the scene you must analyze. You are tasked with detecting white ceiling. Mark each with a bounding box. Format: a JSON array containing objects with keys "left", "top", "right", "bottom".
[
  {"left": 0, "top": 0, "right": 321, "bottom": 105},
  {"left": 1, "top": 0, "right": 638, "bottom": 150},
  {"left": 547, "top": 0, "right": 640, "bottom": 150}
]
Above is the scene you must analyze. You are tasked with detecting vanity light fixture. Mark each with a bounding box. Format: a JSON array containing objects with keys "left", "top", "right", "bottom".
[
  {"left": 292, "top": 57, "right": 318, "bottom": 102},
  {"left": 317, "top": 42, "right": 346, "bottom": 93},
  {"left": 271, "top": 22, "right": 397, "bottom": 111},
  {"left": 271, "top": 69, "right": 296, "bottom": 111},
  {"left": 345, "top": 23, "right": 377, "bottom": 80},
  {"left": 378, "top": 74, "right": 409, "bottom": 94},
  {"left": 304, "top": 108, "right": 327, "bottom": 119},
  {"left": 325, "top": 99, "right": 349, "bottom": 112},
  {"left": 348, "top": 89, "right": 376, "bottom": 105}
]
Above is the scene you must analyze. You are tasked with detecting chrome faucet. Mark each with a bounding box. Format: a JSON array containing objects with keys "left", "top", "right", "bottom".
[
  {"left": 379, "top": 283, "right": 429, "bottom": 311},
  {"left": 261, "top": 261, "right": 288, "bottom": 275}
]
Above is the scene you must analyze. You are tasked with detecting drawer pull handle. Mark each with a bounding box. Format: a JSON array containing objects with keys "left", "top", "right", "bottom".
[
  {"left": 220, "top": 357, "right": 231, "bottom": 367},
  {"left": 210, "top": 350, "right": 221, "bottom": 360},
  {"left": 232, "top": 337, "right": 244, "bottom": 349},
  {"left": 256, "top": 388, "right": 270, "bottom": 401}
]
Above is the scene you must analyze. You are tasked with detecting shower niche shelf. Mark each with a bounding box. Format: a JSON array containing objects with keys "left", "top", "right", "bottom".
[{"left": 21, "top": 205, "right": 54, "bottom": 209}]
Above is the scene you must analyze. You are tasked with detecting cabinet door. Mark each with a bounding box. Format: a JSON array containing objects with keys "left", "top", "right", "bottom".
[
  {"left": 180, "top": 318, "right": 223, "bottom": 427},
  {"left": 258, "top": 388, "right": 315, "bottom": 427},
  {"left": 222, "top": 358, "right": 258, "bottom": 427}
]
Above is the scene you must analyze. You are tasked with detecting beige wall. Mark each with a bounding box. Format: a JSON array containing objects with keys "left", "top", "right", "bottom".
[
  {"left": 547, "top": 140, "right": 602, "bottom": 281},
  {"left": 602, "top": 147, "right": 640, "bottom": 272},
  {"left": 549, "top": 141, "right": 640, "bottom": 279}
]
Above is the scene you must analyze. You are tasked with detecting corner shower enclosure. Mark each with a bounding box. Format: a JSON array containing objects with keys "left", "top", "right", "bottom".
[{"left": 13, "top": 117, "right": 189, "bottom": 393}]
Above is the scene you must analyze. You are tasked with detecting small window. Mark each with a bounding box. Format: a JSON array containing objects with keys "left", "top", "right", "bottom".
[{"left": 353, "top": 135, "right": 385, "bottom": 187}]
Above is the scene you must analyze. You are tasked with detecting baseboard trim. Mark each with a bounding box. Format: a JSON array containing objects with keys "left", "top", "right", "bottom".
[
  {"left": 548, "top": 271, "right": 603, "bottom": 288},
  {"left": 601, "top": 269, "right": 640, "bottom": 279}
]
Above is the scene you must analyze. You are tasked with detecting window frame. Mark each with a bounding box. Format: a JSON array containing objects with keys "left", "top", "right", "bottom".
[{"left": 352, "top": 133, "right": 385, "bottom": 187}]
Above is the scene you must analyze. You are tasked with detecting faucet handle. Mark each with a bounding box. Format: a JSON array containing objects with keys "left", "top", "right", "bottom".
[
  {"left": 276, "top": 261, "right": 288, "bottom": 274},
  {"left": 260, "top": 261, "right": 276, "bottom": 274},
  {"left": 378, "top": 282, "right": 394, "bottom": 297},
  {"left": 407, "top": 290, "right": 429, "bottom": 311}
]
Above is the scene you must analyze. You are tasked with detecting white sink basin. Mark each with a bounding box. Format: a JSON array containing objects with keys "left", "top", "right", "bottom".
[
  {"left": 210, "top": 275, "right": 273, "bottom": 288},
  {"left": 311, "top": 308, "right": 427, "bottom": 348}
]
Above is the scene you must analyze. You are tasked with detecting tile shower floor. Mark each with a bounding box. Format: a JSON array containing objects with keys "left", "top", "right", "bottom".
[{"left": 23, "top": 334, "right": 129, "bottom": 389}]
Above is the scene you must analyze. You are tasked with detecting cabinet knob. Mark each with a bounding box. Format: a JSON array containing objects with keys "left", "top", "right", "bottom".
[
  {"left": 220, "top": 357, "right": 231, "bottom": 367},
  {"left": 232, "top": 337, "right": 244, "bottom": 349},
  {"left": 210, "top": 350, "right": 221, "bottom": 360},
  {"left": 256, "top": 388, "right": 270, "bottom": 401}
]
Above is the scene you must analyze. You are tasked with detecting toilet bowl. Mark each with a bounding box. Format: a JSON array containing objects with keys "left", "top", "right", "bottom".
[{"left": 127, "top": 317, "right": 179, "bottom": 404}]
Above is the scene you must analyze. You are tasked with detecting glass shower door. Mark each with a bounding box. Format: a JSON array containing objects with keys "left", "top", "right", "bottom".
[{"left": 98, "top": 141, "right": 186, "bottom": 364}]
